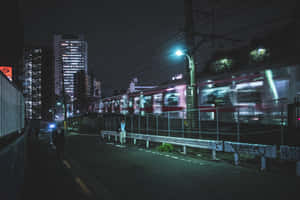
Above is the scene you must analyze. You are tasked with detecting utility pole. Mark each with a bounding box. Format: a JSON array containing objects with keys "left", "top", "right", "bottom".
[
  {"left": 184, "top": 0, "right": 198, "bottom": 133},
  {"left": 61, "top": 64, "right": 67, "bottom": 133}
]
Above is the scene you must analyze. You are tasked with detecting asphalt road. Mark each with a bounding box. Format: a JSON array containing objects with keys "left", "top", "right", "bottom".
[
  {"left": 63, "top": 133, "right": 300, "bottom": 200},
  {"left": 22, "top": 133, "right": 88, "bottom": 200}
]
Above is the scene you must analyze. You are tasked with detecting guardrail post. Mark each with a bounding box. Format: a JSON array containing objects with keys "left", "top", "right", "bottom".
[
  {"left": 183, "top": 145, "right": 187, "bottom": 155},
  {"left": 216, "top": 107, "right": 219, "bottom": 140},
  {"left": 146, "top": 140, "right": 149, "bottom": 149},
  {"left": 168, "top": 112, "right": 170, "bottom": 136},
  {"left": 156, "top": 115, "right": 158, "bottom": 135},
  {"left": 134, "top": 138, "right": 136, "bottom": 145},
  {"left": 261, "top": 156, "right": 266, "bottom": 171},
  {"left": 234, "top": 152, "right": 239, "bottom": 166},
  {"left": 212, "top": 149, "right": 216, "bottom": 160},
  {"left": 297, "top": 161, "right": 300, "bottom": 176}
]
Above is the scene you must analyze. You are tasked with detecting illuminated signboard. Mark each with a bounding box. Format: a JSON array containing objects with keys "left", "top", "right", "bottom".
[{"left": 0, "top": 66, "right": 12, "bottom": 81}]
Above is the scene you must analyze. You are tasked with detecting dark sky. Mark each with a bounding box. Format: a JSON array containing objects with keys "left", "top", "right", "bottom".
[
  {"left": 24, "top": 0, "right": 186, "bottom": 96},
  {"left": 24, "top": 0, "right": 297, "bottom": 96}
]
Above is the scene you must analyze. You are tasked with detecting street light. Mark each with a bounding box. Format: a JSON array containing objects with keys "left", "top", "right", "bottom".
[
  {"left": 174, "top": 48, "right": 196, "bottom": 91},
  {"left": 175, "top": 49, "right": 184, "bottom": 56},
  {"left": 174, "top": 48, "right": 197, "bottom": 129}
]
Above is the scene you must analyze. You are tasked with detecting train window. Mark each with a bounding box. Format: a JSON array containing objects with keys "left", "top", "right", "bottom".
[
  {"left": 201, "top": 86, "right": 230, "bottom": 105},
  {"left": 238, "top": 91, "right": 261, "bottom": 103},
  {"left": 144, "top": 96, "right": 152, "bottom": 108},
  {"left": 154, "top": 93, "right": 162, "bottom": 103},
  {"left": 164, "top": 92, "right": 179, "bottom": 106}
]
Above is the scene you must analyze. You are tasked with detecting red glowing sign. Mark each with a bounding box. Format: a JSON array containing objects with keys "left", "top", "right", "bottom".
[
  {"left": 0, "top": 66, "right": 12, "bottom": 81},
  {"left": 298, "top": 118, "right": 300, "bottom": 121}
]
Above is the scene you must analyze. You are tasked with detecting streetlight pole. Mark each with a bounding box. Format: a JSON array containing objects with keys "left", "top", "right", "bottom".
[
  {"left": 185, "top": 54, "right": 197, "bottom": 131},
  {"left": 175, "top": 50, "right": 198, "bottom": 134},
  {"left": 185, "top": 53, "right": 197, "bottom": 107},
  {"left": 175, "top": 50, "right": 197, "bottom": 114}
]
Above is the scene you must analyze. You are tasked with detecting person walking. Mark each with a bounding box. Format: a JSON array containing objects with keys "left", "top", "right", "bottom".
[
  {"left": 54, "top": 129, "right": 65, "bottom": 160},
  {"left": 119, "top": 119, "right": 126, "bottom": 145}
]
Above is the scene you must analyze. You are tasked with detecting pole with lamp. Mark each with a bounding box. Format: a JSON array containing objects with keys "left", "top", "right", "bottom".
[{"left": 175, "top": 49, "right": 198, "bottom": 132}]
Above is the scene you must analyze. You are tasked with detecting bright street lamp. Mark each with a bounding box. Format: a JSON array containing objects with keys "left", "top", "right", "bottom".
[
  {"left": 175, "top": 49, "right": 184, "bottom": 56},
  {"left": 174, "top": 49, "right": 196, "bottom": 88}
]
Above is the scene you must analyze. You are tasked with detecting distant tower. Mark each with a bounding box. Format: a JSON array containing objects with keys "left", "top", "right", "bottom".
[{"left": 53, "top": 34, "right": 88, "bottom": 101}]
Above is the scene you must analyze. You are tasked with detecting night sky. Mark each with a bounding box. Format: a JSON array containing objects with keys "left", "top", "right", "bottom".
[{"left": 24, "top": 0, "right": 296, "bottom": 96}]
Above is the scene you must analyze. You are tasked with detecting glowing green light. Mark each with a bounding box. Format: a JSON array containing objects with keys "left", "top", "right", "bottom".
[
  {"left": 250, "top": 48, "right": 268, "bottom": 62},
  {"left": 220, "top": 58, "right": 229, "bottom": 65},
  {"left": 265, "top": 69, "right": 278, "bottom": 101}
]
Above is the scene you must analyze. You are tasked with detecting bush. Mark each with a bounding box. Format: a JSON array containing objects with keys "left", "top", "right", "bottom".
[{"left": 158, "top": 143, "right": 174, "bottom": 152}]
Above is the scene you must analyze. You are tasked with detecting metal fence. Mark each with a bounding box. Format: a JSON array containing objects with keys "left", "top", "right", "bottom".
[
  {"left": 102, "top": 103, "right": 288, "bottom": 145},
  {"left": 0, "top": 72, "right": 25, "bottom": 137}
]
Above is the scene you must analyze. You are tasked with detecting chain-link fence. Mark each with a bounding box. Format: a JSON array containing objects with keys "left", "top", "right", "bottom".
[{"left": 102, "top": 102, "right": 288, "bottom": 145}]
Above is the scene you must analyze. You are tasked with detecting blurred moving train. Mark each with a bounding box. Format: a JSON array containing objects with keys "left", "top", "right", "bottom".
[{"left": 100, "top": 65, "right": 300, "bottom": 124}]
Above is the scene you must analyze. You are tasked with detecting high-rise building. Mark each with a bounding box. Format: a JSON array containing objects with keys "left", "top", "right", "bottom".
[
  {"left": 87, "top": 74, "right": 101, "bottom": 112},
  {"left": 54, "top": 34, "right": 88, "bottom": 102},
  {"left": 41, "top": 48, "right": 55, "bottom": 121},
  {"left": 73, "top": 71, "right": 101, "bottom": 114},
  {"left": 24, "top": 48, "right": 42, "bottom": 120},
  {"left": 74, "top": 70, "right": 89, "bottom": 114},
  {"left": 23, "top": 46, "right": 55, "bottom": 120}
]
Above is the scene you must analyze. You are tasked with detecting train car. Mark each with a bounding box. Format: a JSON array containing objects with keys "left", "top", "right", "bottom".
[
  {"left": 101, "top": 65, "right": 299, "bottom": 124},
  {"left": 125, "top": 82, "right": 186, "bottom": 118}
]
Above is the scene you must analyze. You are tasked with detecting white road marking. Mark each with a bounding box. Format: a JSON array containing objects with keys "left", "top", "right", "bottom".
[
  {"left": 135, "top": 148, "right": 205, "bottom": 165},
  {"left": 115, "top": 144, "right": 126, "bottom": 148}
]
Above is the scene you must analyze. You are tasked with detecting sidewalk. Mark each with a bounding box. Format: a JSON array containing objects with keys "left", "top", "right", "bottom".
[{"left": 22, "top": 134, "right": 88, "bottom": 200}]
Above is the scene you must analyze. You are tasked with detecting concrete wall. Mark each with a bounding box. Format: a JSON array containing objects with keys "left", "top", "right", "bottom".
[{"left": 0, "top": 72, "right": 25, "bottom": 137}]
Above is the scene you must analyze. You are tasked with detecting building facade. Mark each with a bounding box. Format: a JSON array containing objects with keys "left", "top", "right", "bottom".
[
  {"left": 54, "top": 34, "right": 88, "bottom": 102},
  {"left": 23, "top": 48, "right": 42, "bottom": 119},
  {"left": 87, "top": 75, "right": 101, "bottom": 112},
  {"left": 23, "top": 47, "right": 55, "bottom": 120},
  {"left": 74, "top": 70, "right": 89, "bottom": 114},
  {"left": 74, "top": 71, "right": 101, "bottom": 114}
]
